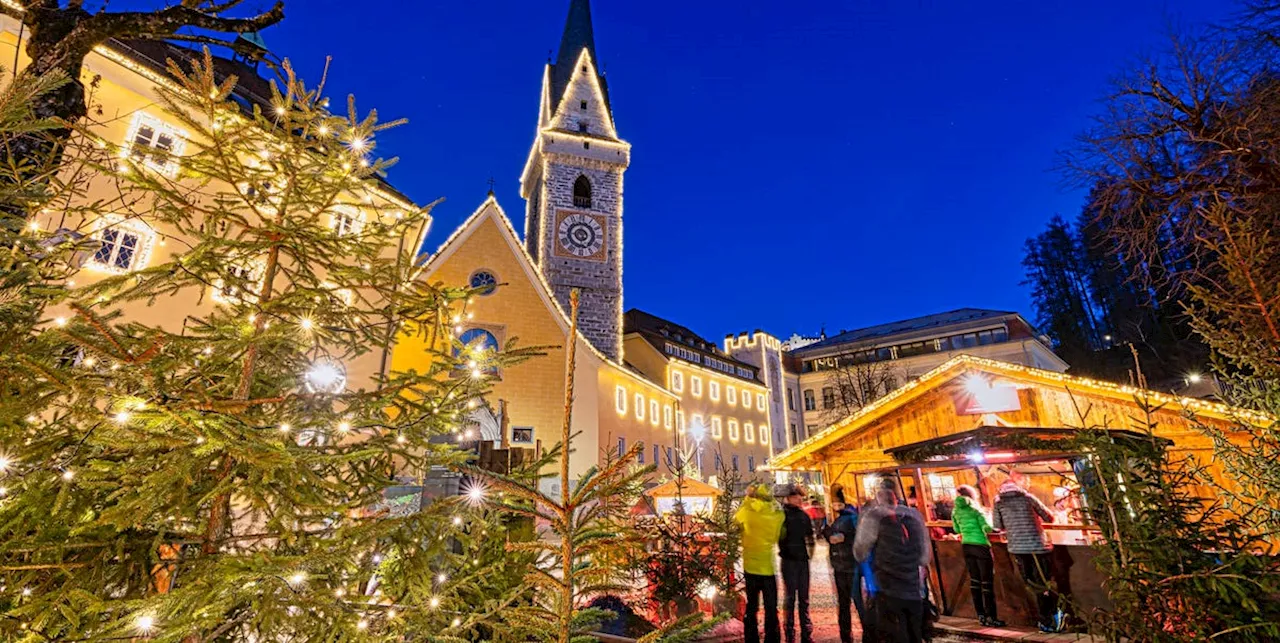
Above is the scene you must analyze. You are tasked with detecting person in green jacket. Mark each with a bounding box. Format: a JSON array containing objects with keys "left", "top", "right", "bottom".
[
  {"left": 736, "top": 483, "right": 785, "bottom": 643},
  {"left": 953, "top": 485, "right": 1005, "bottom": 627}
]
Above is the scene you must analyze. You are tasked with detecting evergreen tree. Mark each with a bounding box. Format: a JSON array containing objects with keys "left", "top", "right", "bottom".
[
  {"left": 0, "top": 52, "right": 531, "bottom": 641},
  {"left": 1021, "top": 214, "right": 1102, "bottom": 369}
]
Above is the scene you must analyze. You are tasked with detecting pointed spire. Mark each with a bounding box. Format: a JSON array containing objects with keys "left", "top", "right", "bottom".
[{"left": 548, "top": 0, "right": 610, "bottom": 116}]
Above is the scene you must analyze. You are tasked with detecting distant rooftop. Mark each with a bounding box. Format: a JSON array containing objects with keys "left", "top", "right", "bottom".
[
  {"left": 797, "top": 308, "right": 1018, "bottom": 352},
  {"left": 625, "top": 309, "right": 759, "bottom": 382}
]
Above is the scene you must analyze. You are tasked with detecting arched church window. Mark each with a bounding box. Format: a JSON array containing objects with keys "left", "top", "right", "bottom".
[{"left": 573, "top": 175, "right": 592, "bottom": 209}]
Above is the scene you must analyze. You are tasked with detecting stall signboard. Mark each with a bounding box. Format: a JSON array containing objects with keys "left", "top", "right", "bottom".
[{"left": 954, "top": 377, "right": 1021, "bottom": 415}]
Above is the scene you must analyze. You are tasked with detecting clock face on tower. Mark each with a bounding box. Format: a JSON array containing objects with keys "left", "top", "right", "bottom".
[{"left": 554, "top": 211, "right": 607, "bottom": 261}]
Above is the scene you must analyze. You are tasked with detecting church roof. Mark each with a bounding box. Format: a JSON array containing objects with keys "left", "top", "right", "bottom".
[{"left": 549, "top": 0, "right": 611, "bottom": 116}]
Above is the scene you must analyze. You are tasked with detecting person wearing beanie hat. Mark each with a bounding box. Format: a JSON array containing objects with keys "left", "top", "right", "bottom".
[{"left": 736, "top": 483, "right": 785, "bottom": 643}]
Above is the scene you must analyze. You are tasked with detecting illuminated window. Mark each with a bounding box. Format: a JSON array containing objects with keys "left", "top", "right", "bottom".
[
  {"left": 676, "top": 410, "right": 685, "bottom": 433},
  {"left": 615, "top": 386, "right": 627, "bottom": 415},
  {"left": 330, "top": 204, "right": 365, "bottom": 236},
  {"left": 709, "top": 380, "right": 720, "bottom": 402},
  {"left": 757, "top": 393, "right": 767, "bottom": 411},
  {"left": 123, "top": 112, "right": 186, "bottom": 177},
  {"left": 712, "top": 416, "right": 723, "bottom": 440},
  {"left": 759, "top": 426, "right": 769, "bottom": 446},
  {"left": 573, "top": 175, "right": 592, "bottom": 209},
  {"left": 455, "top": 328, "right": 500, "bottom": 374},
  {"left": 663, "top": 405, "right": 673, "bottom": 429},
  {"left": 745, "top": 422, "right": 755, "bottom": 444},
  {"left": 650, "top": 399, "right": 659, "bottom": 426},
  {"left": 690, "top": 376, "right": 702, "bottom": 398},
  {"left": 803, "top": 389, "right": 816, "bottom": 411},
  {"left": 87, "top": 216, "right": 154, "bottom": 274},
  {"left": 670, "top": 370, "right": 684, "bottom": 393},
  {"left": 469, "top": 270, "right": 498, "bottom": 296},
  {"left": 726, "top": 385, "right": 737, "bottom": 405},
  {"left": 211, "top": 259, "right": 265, "bottom": 304},
  {"left": 725, "top": 419, "right": 736, "bottom": 442},
  {"left": 635, "top": 393, "right": 645, "bottom": 420},
  {"left": 743, "top": 391, "right": 752, "bottom": 409}
]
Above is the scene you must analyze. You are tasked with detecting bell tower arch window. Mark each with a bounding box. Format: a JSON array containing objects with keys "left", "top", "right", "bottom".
[{"left": 573, "top": 175, "right": 592, "bottom": 209}]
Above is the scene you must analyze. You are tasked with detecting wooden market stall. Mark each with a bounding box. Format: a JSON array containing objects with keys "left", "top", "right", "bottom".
[{"left": 767, "top": 355, "right": 1269, "bottom": 628}]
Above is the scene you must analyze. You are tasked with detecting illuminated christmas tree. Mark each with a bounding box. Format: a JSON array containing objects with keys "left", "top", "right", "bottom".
[{"left": 0, "top": 52, "right": 537, "bottom": 640}]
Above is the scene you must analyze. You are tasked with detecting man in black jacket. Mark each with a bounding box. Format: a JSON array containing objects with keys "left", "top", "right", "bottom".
[
  {"left": 823, "top": 486, "right": 864, "bottom": 643},
  {"left": 779, "top": 484, "right": 815, "bottom": 643}
]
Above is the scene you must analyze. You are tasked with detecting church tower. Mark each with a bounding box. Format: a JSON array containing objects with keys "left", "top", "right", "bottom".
[{"left": 521, "top": 0, "right": 630, "bottom": 361}]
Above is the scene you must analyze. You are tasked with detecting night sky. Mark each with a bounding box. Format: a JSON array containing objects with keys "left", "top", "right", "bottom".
[{"left": 254, "top": 0, "right": 1230, "bottom": 342}]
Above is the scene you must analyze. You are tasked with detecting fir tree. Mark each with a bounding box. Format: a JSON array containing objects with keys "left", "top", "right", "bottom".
[{"left": 0, "top": 52, "right": 532, "bottom": 641}]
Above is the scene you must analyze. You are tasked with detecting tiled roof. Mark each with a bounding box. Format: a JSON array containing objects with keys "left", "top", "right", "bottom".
[
  {"left": 624, "top": 309, "right": 760, "bottom": 382},
  {"left": 797, "top": 308, "right": 1017, "bottom": 352}
]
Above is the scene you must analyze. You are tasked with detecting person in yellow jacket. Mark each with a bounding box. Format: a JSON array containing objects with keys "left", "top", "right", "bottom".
[{"left": 736, "top": 483, "right": 785, "bottom": 643}]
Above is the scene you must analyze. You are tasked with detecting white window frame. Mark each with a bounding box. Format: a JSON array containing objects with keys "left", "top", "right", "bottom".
[
  {"left": 690, "top": 375, "right": 702, "bottom": 398},
  {"left": 745, "top": 422, "right": 755, "bottom": 444},
  {"left": 123, "top": 112, "right": 187, "bottom": 178},
  {"left": 757, "top": 392, "right": 767, "bottom": 411},
  {"left": 616, "top": 385, "right": 627, "bottom": 415},
  {"left": 86, "top": 215, "right": 156, "bottom": 274},
  {"left": 743, "top": 391, "right": 752, "bottom": 409},
  {"left": 676, "top": 410, "right": 685, "bottom": 433},
  {"left": 709, "top": 380, "right": 720, "bottom": 402},
  {"left": 635, "top": 393, "right": 645, "bottom": 421},
  {"left": 649, "top": 399, "right": 659, "bottom": 426},
  {"left": 723, "top": 419, "right": 734, "bottom": 441},
  {"left": 759, "top": 426, "right": 769, "bottom": 446},
  {"left": 330, "top": 204, "right": 365, "bottom": 236},
  {"left": 663, "top": 405, "right": 673, "bottom": 430},
  {"left": 726, "top": 385, "right": 737, "bottom": 405}
]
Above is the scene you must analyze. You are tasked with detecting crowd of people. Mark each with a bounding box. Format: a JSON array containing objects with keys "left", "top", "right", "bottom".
[{"left": 733, "top": 473, "right": 1060, "bottom": 643}]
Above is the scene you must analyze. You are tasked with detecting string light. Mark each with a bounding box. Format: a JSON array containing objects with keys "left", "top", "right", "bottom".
[
  {"left": 287, "top": 571, "right": 306, "bottom": 587},
  {"left": 114, "top": 411, "right": 131, "bottom": 424},
  {"left": 62, "top": 470, "right": 74, "bottom": 481},
  {"left": 387, "top": 609, "right": 397, "bottom": 619},
  {"left": 337, "top": 421, "right": 351, "bottom": 433},
  {"left": 0, "top": 457, "right": 9, "bottom": 471},
  {"left": 452, "top": 516, "right": 462, "bottom": 526},
  {"left": 396, "top": 434, "right": 406, "bottom": 444},
  {"left": 334, "top": 588, "right": 346, "bottom": 598},
  {"left": 317, "top": 125, "right": 329, "bottom": 136},
  {"left": 279, "top": 423, "right": 291, "bottom": 433},
  {"left": 451, "top": 617, "right": 461, "bottom": 627},
  {"left": 134, "top": 614, "right": 155, "bottom": 634},
  {"left": 436, "top": 573, "right": 447, "bottom": 584},
  {"left": 356, "top": 619, "right": 368, "bottom": 630},
  {"left": 53, "top": 317, "right": 67, "bottom": 327},
  {"left": 300, "top": 318, "right": 314, "bottom": 331},
  {"left": 429, "top": 596, "right": 440, "bottom": 609}
]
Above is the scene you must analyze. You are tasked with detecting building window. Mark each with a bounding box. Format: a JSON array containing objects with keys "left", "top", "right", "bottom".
[
  {"left": 654, "top": 445, "right": 660, "bottom": 466},
  {"left": 790, "top": 423, "right": 799, "bottom": 446},
  {"left": 580, "top": 100, "right": 588, "bottom": 110},
  {"left": 727, "top": 385, "right": 737, "bottom": 404},
  {"left": 330, "top": 204, "right": 364, "bottom": 236},
  {"left": 690, "top": 376, "right": 702, "bottom": 398},
  {"left": 577, "top": 121, "right": 588, "bottom": 133},
  {"left": 123, "top": 112, "right": 186, "bottom": 177},
  {"left": 708, "top": 416, "right": 720, "bottom": 440},
  {"left": 786, "top": 388, "right": 795, "bottom": 411},
  {"left": 822, "top": 387, "right": 835, "bottom": 409},
  {"left": 715, "top": 453, "right": 723, "bottom": 471},
  {"left": 88, "top": 216, "right": 155, "bottom": 274},
  {"left": 616, "top": 385, "right": 627, "bottom": 415},
  {"left": 676, "top": 410, "right": 685, "bottom": 433},
  {"left": 573, "top": 175, "right": 592, "bottom": 208},
  {"left": 512, "top": 427, "right": 534, "bottom": 445},
  {"left": 666, "top": 447, "right": 673, "bottom": 467},
  {"left": 745, "top": 422, "right": 755, "bottom": 444},
  {"left": 469, "top": 270, "right": 498, "bottom": 296},
  {"left": 748, "top": 456, "right": 755, "bottom": 472},
  {"left": 637, "top": 447, "right": 645, "bottom": 464},
  {"left": 635, "top": 393, "right": 645, "bottom": 420},
  {"left": 732, "top": 455, "right": 739, "bottom": 471},
  {"left": 709, "top": 380, "right": 720, "bottom": 402},
  {"left": 803, "top": 389, "right": 816, "bottom": 411},
  {"left": 726, "top": 419, "right": 737, "bottom": 442},
  {"left": 650, "top": 399, "right": 660, "bottom": 426},
  {"left": 212, "top": 259, "right": 264, "bottom": 304},
  {"left": 663, "top": 405, "right": 673, "bottom": 429},
  {"left": 670, "top": 370, "right": 684, "bottom": 393},
  {"left": 691, "top": 414, "right": 704, "bottom": 437},
  {"left": 456, "top": 328, "right": 500, "bottom": 374},
  {"left": 759, "top": 426, "right": 769, "bottom": 446},
  {"left": 757, "top": 393, "right": 767, "bottom": 411},
  {"left": 617, "top": 436, "right": 626, "bottom": 455}
]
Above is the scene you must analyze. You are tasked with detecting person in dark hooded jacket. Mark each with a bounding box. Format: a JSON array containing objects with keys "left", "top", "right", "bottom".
[
  {"left": 992, "top": 476, "right": 1058, "bottom": 632},
  {"left": 779, "top": 484, "right": 815, "bottom": 643},
  {"left": 823, "top": 486, "right": 866, "bottom": 643}
]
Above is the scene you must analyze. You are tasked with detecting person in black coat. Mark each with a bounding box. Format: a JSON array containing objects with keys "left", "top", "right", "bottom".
[
  {"left": 823, "top": 485, "right": 865, "bottom": 643},
  {"left": 779, "top": 484, "right": 815, "bottom": 643}
]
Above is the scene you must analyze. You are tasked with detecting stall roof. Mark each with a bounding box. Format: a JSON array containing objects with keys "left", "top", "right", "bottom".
[
  {"left": 883, "top": 426, "right": 1172, "bottom": 462},
  {"left": 645, "top": 477, "right": 720, "bottom": 499},
  {"left": 769, "top": 355, "right": 1271, "bottom": 471}
]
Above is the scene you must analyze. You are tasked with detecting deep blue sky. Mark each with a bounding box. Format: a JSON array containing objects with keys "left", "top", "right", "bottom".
[{"left": 256, "top": 0, "right": 1230, "bottom": 342}]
